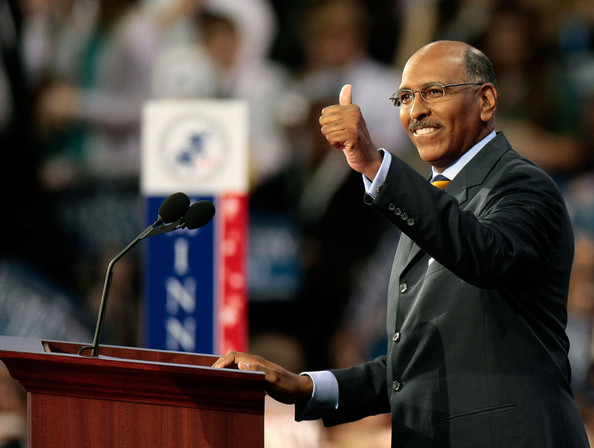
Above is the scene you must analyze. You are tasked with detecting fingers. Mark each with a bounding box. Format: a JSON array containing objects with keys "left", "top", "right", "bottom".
[
  {"left": 339, "top": 83, "right": 352, "bottom": 105},
  {"left": 237, "top": 361, "right": 265, "bottom": 372},
  {"left": 237, "top": 361, "right": 252, "bottom": 370},
  {"left": 212, "top": 351, "right": 248, "bottom": 369},
  {"left": 319, "top": 84, "right": 355, "bottom": 151},
  {"left": 212, "top": 351, "right": 266, "bottom": 372},
  {"left": 212, "top": 351, "right": 313, "bottom": 405},
  {"left": 211, "top": 352, "right": 233, "bottom": 368},
  {"left": 319, "top": 102, "right": 359, "bottom": 151}
]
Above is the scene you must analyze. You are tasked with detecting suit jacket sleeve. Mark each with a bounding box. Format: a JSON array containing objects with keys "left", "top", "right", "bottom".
[
  {"left": 324, "top": 355, "right": 391, "bottom": 426},
  {"left": 370, "top": 147, "right": 569, "bottom": 290}
]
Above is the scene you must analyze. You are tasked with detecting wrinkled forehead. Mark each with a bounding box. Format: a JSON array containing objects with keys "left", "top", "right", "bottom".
[{"left": 400, "top": 46, "right": 467, "bottom": 90}]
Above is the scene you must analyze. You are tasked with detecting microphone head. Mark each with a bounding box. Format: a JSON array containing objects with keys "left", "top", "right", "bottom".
[
  {"left": 182, "top": 201, "right": 216, "bottom": 229},
  {"left": 158, "top": 192, "right": 190, "bottom": 223}
]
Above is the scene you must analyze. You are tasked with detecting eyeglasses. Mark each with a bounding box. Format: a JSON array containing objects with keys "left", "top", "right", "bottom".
[{"left": 389, "top": 82, "right": 484, "bottom": 108}]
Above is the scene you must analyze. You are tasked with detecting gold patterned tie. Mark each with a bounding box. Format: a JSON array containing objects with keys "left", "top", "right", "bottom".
[{"left": 431, "top": 174, "right": 451, "bottom": 189}]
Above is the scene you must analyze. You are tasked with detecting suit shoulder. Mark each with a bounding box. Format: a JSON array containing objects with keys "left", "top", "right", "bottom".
[{"left": 498, "top": 147, "right": 562, "bottom": 191}]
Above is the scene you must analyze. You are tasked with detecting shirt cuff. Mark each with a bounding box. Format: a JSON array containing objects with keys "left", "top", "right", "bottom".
[
  {"left": 363, "top": 149, "right": 391, "bottom": 199},
  {"left": 294, "top": 370, "right": 339, "bottom": 421}
]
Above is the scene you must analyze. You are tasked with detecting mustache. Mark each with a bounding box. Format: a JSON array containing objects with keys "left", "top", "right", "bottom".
[{"left": 409, "top": 120, "right": 444, "bottom": 132}]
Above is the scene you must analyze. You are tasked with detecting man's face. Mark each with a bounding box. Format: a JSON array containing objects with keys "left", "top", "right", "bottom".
[{"left": 398, "top": 45, "right": 488, "bottom": 171}]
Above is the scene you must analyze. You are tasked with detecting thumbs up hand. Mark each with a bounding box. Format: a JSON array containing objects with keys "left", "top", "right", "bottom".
[{"left": 320, "top": 84, "right": 383, "bottom": 180}]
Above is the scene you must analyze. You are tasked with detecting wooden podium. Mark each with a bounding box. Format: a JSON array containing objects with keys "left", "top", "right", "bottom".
[{"left": 0, "top": 336, "right": 265, "bottom": 447}]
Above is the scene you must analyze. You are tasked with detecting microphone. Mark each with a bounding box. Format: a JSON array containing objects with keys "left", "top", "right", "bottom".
[
  {"left": 158, "top": 191, "right": 190, "bottom": 223},
  {"left": 139, "top": 198, "right": 216, "bottom": 239},
  {"left": 78, "top": 193, "right": 215, "bottom": 357},
  {"left": 182, "top": 200, "right": 216, "bottom": 229}
]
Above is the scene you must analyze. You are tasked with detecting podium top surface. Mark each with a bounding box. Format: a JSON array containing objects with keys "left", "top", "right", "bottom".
[
  {"left": 0, "top": 335, "right": 265, "bottom": 412},
  {"left": 0, "top": 335, "right": 227, "bottom": 365}
]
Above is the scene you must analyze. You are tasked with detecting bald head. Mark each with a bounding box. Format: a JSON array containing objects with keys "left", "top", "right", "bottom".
[
  {"left": 405, "top": 41, "right": 497, "bottom": 88},
  {"left": 407, "top": 40, "right": 470, "bottom": 67}
]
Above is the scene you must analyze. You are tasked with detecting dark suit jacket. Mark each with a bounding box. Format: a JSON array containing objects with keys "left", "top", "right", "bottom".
[{"left": 325, "top": 133, "right": 589, "bottom": 447}]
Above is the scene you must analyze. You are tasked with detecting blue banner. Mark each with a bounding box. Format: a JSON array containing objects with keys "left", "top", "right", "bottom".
[{"left": 143, "top": 195, "right": 216, "bottom": 353}]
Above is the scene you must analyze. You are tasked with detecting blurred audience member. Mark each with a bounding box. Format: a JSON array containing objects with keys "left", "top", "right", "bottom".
[
  {"left": 0, "top": 0, "right": 78, "bottom": 287},
  {"left": 152, "top": 0, "right": 291, "bottom": 189},
  {"left": 34, "top": 0, "right": 162, "bottom": 187},
  {"left": 22, "top": 0, "right": 98, "bottom": 88},
  {"left": 392, "top": 0, "right": 440, "bottom": 70},
  {"left": 283, "top": 0, "right": 409, "bottom": 156},
  {"left": 0, "top": 0, "right": 37, "bottom": 261},
  {"left": 476, "top": 3, "right": 585, "bottom": 180}
]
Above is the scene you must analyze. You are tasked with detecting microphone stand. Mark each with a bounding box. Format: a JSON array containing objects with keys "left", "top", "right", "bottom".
[{"left": 78, "top": 218, "right": 186, "bottom": 357}]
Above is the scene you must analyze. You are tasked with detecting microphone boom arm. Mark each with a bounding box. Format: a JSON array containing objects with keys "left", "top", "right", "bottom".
[{"left": 79, "top": 219, "right": 162, "bottom": 357}]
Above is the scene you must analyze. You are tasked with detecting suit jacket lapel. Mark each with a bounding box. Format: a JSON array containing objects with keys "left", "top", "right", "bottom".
[
  {"left": 448, "top": 132, "right": 512, "bottom": 207},
  {"left": 395, "top": 133, "right": 512, "bottom": 274},
  {"left": 393, "top": 232, "right": 414, "bottom": 269}
]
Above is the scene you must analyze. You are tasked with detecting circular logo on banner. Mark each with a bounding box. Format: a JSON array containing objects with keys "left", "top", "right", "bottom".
[{"left": 159, "top": 114, "right": 227, "bottom": 182}]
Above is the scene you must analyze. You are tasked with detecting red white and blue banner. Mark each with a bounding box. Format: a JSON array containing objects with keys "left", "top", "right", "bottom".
[{"left": 141, "top": 100, "right": 249, "bottom": 355}]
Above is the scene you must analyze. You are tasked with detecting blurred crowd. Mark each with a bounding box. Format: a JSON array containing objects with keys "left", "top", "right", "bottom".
[{"left": 1, "top": 0, "right": 594, "bottom": 446}]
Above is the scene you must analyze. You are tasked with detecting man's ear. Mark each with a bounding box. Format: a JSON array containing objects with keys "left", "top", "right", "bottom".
[{"left": 479, "top": 83, "right": 497, "bottom": 123}]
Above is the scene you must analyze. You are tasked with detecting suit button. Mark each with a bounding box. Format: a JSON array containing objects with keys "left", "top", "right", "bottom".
[
  {"left": 393, "top": 380, "right": 402, "bottom": 391},
  {"left": 394, "top": 208, "right": 402, "bottom": 216},
  {"left": 407, "top": 218, "right": 415, "bottom": 226},
  {"left": 399, "top": 283, "right": 408, "bottom": 293},
  {"left": 388, "top": 203, "right": 395, "bottom": 211},
  {"left": 400, "top": 213, "right": 408, "bottom": 220},
  {"left": 392, "top": 332, "right": 401, "bottom": 343}
]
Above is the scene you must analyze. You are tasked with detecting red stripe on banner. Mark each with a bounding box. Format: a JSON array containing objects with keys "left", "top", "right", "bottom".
[{"left": 216, "top": 193, "right": 248, "bottom": 354}]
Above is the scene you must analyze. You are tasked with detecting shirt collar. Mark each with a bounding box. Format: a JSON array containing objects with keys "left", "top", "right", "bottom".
[{"left": 431, "top": 131, "right": 496, "bottom": 180}]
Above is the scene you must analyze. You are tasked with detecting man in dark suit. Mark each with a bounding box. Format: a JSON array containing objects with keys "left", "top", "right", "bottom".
[{"left": 214, "top": 40, "right": 590, "bottom": 447}]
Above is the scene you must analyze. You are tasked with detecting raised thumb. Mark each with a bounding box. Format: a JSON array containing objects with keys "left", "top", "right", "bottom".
[{"left": 339, "top": 84, "right": 352, "bottom": 105}]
